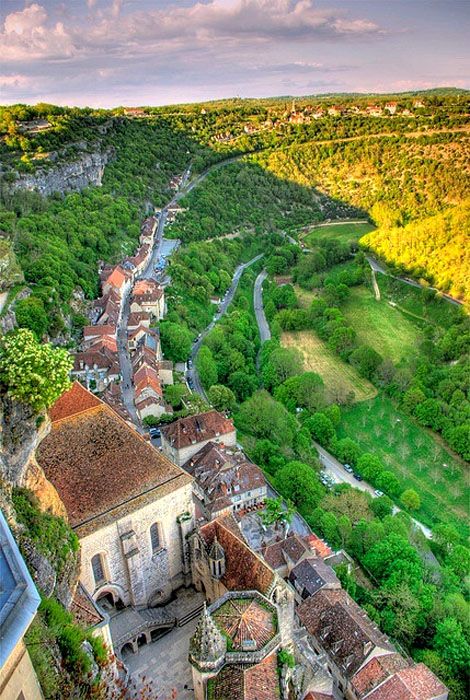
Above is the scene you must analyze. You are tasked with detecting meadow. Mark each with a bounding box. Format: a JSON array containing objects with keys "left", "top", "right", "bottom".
[
  {"left": 303, "top": 221, "right": 375, "bottom": 246},
  {"left": 337, "top": 393, "right": 469, "bottom": 538},
  {"left": 281, "top": 330, "right": 377, "bottom": 404},
  {"left": 342, "top": 286, "right": 423, "bottom": 364}
]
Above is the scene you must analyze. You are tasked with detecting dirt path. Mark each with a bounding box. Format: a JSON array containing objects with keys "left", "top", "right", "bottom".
[{"left": 371, "top": 270, "right": 381, "bottom": 301}]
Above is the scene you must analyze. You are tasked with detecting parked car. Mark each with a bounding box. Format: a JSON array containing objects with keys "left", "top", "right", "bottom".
[
  {"left": 374, "top": 489, "right": 384, "bottom": 497},
  {"left": 149, "top": 428, "right": 161, "bottom": 438},
  {"left": 353, "top": 472, "right": 363, "bottom": 481},
  {"left": 187, "top": 359, "right": 192, "bottom": 368},
  {"left": 343, "top": 463, "right": 354, "bottom": 473}
]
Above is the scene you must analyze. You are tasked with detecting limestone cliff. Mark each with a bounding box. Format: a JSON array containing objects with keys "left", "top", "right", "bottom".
[
  {"left": 0, "top": 238, "right": 24, "bottom": 291},
  {"left": 9, "top": 149, "right": 112, "bottom": 197}
]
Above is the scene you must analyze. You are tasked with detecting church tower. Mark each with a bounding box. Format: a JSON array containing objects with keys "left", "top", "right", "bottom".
[
  {"left": 209, "top": 536, "right": 226, "bottom": 580},
  {"left": 189, "top": 603, "right": 226, "bottom": 700}
]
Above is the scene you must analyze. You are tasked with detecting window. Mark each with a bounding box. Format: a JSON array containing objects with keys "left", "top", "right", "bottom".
[
  {"left": 150, "top": 523, "right": 161, "bottom": 553},
  {"left": 91, "top": 553, "right": 105, "bottom": 585}
]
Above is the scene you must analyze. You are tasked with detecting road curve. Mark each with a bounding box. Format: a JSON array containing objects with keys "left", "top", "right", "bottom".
[
  {"left": 189, "top": 254, "right": 264, "bottom": 400},
  {"left": 254, "top": 270, "right": 271, "bottom": 344}
]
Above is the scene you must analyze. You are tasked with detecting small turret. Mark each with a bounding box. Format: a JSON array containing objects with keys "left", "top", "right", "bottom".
[
  {"left": 209, "top": 535, "right": 225, "bottom": 580},
  {"left": 189, "top": 603, "right": 226, "bottom": 672}
]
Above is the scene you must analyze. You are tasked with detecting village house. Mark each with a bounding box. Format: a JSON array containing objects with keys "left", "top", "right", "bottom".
[
  {"left": 128, "top": 325, "right": 160, "bottom": 353},
  {"left": 93, "top": 288, "right": 121, "bottom": 326},
  {"left": 182, "top": 442, "right": 267, "bottom": 520},
  {"left": 140, "top": 216, "right": 157, "bottom": 243},
  {"left": 288, "top": 557, "right": 341, "bottom": 602},
  {"left": 72, "top": 346, "right": 120, "bottom": 392},
  {"left": 127, "top": 311, "right": 152, "bottom": 331},
  {"left": 297, "top": 588, "right": 448, "bottom": 700},
  {"left": 262, "top": 534, "right": 325, "bottom": 579},
  {"left": 384, "top": 101, "right": 398, "bottom": 115},
  {"left": 161, "top": 411, "right": 237, "bottom": 466},
  {"left": 36, "top": 383, "right": 195, "bottom": 615},
  {"left": 157, "top": 359, "right": 174, "bottom": 385},
  {"left": 366, "top": 105, "right": 383, "bottom": 117},
  {"left": 101, "top": 381, "right": 132, "bottom": 425},
  {"left": 133, "top": 365, "right": 166, "bottom": 420},
  {"left": 130, "top": 279, "right": 165, "bottom": 320},
  {"left": 102, "top": 265, "right": 132, "bottom": 298},
  {"left": 327, "top": 106, "right": 342, "bottom": 116},
  {"left": 82, "top": 324, "right": 117, "bottom": 351}
]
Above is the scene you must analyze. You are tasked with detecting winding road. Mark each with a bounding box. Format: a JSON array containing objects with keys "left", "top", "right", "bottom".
[
  {"left": 254, "top": 270, "right": 271, "bottom": 344},
  {"left": 189, "top": 254, "right": 264, "bottom": 399}
]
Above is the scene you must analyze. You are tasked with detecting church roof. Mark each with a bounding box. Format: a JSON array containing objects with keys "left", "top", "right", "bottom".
[
  {"left": 208, "top": 653, "right": 280, "bottom": 700},
  {"left": 199, "top": 516, "right": 275, "bottom": 596},
  {"left": 212, "top": 597, "right": 276, "bottom": 651},
  {"left": 38, "top": 384, "right": 192, "bottom": 535},
  {"left": 209, "top": 536, "right": 225, "bottom": 561}
]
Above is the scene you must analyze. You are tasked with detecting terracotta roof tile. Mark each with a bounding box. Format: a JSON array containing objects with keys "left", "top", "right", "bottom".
[
  {"left": 210, "top": 653, "right": 280, "bottom": 700},
  {"left": 366, "top": 664, "right": 448, "bottom": 700},
  {"left": 213, "top": 598, "right": 276, "bottom": 650},
  {"left": 297, "top": 589, "right": 394, "bottom": 678},
  {"left": 49, "top": 381, "right": 102, "bottom": 423},
  {"left": 199, "top": 517, "right": 275, "bottom": 595},
  {"left": 352, "top": 654, "right": 409, "bottom": 697},
  {"left": 83, "top": 324, "right": 116, "bottom": 338},
  {"left": 162, "top": 411, "right": 235, "bottom": 449},
  {"left": 39, "top": 386, "right": 191, "bottom": 530}
]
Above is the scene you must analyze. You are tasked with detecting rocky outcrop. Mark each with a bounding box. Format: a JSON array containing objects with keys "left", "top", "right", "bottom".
[
  {"left": 9, "top": 150, "right": 112, "bottom": 197},
  {"left": 0, "top": 238, "right": 24, "bottom": 291}
]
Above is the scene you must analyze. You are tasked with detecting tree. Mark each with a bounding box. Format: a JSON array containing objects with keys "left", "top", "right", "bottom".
[
  {"left": 334, "top": 437, "right": 361, "bottom": 467},
  {"left": 15, "top": 297, "right": 48, "bottom": 338},
  {"left": 208, "top": 384, "right": 236, "bottom": 413},
  {"left": 349, "top": 345, "right": 383, "bottom": 380},
  {"left": 447, "top": 545, "right": 470, "bottom": 580},
  {"left": 376, "top": 470, "right": 401, "bottom": 497},
  {"left": 305, "top": 412, "right": 336, "bottom": 447},
  {"left": 432, "top": 523, "right": 460, "bottom": 557},
  {"left": 402, "top": 386, "right": 426, "bottom": 413},
  {"left": 235, "top": 390, "right": 296, "bottom": 447},
  {"left": 275, "top": 460, "right": 323, "bottom": 516},
  {"left": 159, "top": 321, "right": 192, "bottom": 362},
  {"left": 0, "top": 329, "right": 72, "bottom": 413},
  {"left": 261, "top": 497, "right": 295, "bottom": 537},
  {"left": 262, "top": 346, "right": 303, "bottom": 390},
  {"left": 415, "top": 398, "right": 443, "bottom": 430},
  {"left": 228, "top": 370, "right": 258, "bottom": 402},
  {"left": 400, "top": 488, "right": 421, "bottom": 511},
  {"left": 371, "top": 495, "right": 394, "bottom": 519},
  {"left": 433, "top": 617, "right": 470, "bottom": 674},
  {"left": 274, "top": 372, "right": 324, "bottom": 413},
  {"left": 164, "top": 383, "right": 187, "bottom": 409},
  {"left": 356, "top": 453, "right": 384, "bottom": 482},
  {"left": 196, "top": 346, "right": 218, "bottom": 389}
]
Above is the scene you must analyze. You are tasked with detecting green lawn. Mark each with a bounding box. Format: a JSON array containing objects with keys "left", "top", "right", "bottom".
[
  {"left": 304, "top": 221, "right": 375, "bottom": 246},
  {"left": 342, "top": 286, "right": 423, "bottom": 364},
  {"left": 338, "top": 394, "right": 469, "bottom": 538},
  {"left": 377, "top": 275, "right": 465, "bottom": 329}
]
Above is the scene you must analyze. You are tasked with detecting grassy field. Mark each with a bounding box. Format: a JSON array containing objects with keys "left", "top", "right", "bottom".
[
  {"left": 338, "top": 394, "right": 469, "bottom": 538},
  {"left": 293, "top": 285, "right": 317, "bottom": 308},
  {"left": 282, "top": 330, "right": 377, "bottom": 403},
  {"left": 304, "top": 221, "right": 375, "bottom": 246},
  {"left": 377, "top": 275, "right": 465, "bottom": 328},
  {"left": 342, "top": 286, "right": 423, "bottom": 364}
]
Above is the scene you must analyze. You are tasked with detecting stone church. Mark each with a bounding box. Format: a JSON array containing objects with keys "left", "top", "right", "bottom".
[{"left": 36, "top": 382, "right": 195, "bottom": 609}]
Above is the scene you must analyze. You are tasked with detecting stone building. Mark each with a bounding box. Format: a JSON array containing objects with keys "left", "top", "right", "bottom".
[
  {"left": 36, "top": 382, "right": 195, "bottom": 609},
  {"left": 182, "top": 441, "right": 267, "bottom": 519},
  {"left": 297, "top": 588, "right": 448, "bottom": 700},
  {"left": 189, "top": 592, "right": 282, "bottom": 700},
  {"left": 0, "top": 510, "right": 42, "bottom": 700},
  {"left": 161, "top": 411, "right": 237, "bottom": 466}
]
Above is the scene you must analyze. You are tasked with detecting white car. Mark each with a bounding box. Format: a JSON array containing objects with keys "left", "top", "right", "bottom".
[{"left": 374, "top": 489, "right": 384, "bottom": 497}]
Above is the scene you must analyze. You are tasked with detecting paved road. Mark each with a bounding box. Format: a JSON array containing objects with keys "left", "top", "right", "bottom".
[
  {"left": 316, "top": 442, "right": 433, "bottom": 539},
  {"left": 254, "top": 270, "right": 271, "bottom": 344},
  {"left": 189, "top": 254, "right": 264, "bottom": 400}
]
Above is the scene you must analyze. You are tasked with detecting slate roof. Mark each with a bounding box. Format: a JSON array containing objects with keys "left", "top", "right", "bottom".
[
  {"left": 297, "top": 589, "right": 394, "bottom": 679},
  {"left": 289, "top": 557, "right": 340, "bottom": 598},
  {"left": 209, "top": 653, "right": 280, "bottom": 700},
  {"left": 199, "top": 516, "right": 275, "bottom": 596},
  {"left": 38, "top": 385, "right": 191, "bottom": 533},
  {"left": 162, "top": 411, "right": 235, "bottom": 449}
]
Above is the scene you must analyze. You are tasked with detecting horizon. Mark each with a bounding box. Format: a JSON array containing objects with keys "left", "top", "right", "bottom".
[{"left": 1, "top": 0, "right": 469, "bottom": 108}]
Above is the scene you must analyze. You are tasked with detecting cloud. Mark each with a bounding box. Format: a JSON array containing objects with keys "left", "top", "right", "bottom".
[{"left": 1, "top": 0, "right": 384, "bottom": 65}]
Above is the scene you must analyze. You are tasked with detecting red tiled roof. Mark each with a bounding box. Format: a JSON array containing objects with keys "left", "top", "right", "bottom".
[
  {"left": 133, "top": 279, "right": 163, "bottom": 298},
  {"left": 38, "top": 386, "right": 191, "bottom": 530},
  {"left": 83, "top": 324, "right": 116, "bottom": 338},
  {"left": 162, "top": 411, "right": 235, "bottom": 450},
  {"left": 49, "top": 381, "right": 102, "bottom": 423},
  {"left": 305, "top": 533, "right": 333, "bottom": 558},
  {"left": 213, "top": 598, "right": 276, "bottom": 650},
  {"left": 366, "top": 665, "right": 448, "bottom": 700},
  {"left": 104, "top": 266, "right": 129, "bottom": 290},
  {"left": 262, "top": 534, "right": 310, "bottom": 570},
  {"left": 87, "top": 336, "right": 118, "bottom": 353},
  {"left": 352, "top": 654, "right": 408, "bottom": 697},
  {"left": 297, "top": 589, "right": 394, "bottom": 678},
  {"left": 199, "top": 517, "right": 275, "bottom": 595},
  {"left": 210, "top": 653, "right": 280, "bottom": 700}
]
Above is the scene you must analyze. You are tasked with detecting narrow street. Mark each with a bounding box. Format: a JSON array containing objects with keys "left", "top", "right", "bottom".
[{"left": 189, "top": 254, "right": 264, "bottom": 399}]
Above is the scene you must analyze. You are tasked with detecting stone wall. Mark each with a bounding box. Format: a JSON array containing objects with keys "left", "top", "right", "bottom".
[{"left": 79, "top": 481, "right": 195, "bottom": 607}]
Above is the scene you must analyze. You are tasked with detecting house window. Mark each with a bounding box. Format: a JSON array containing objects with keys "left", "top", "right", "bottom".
[
  {"left": 91, "top": 553, "right": 105, "bottom": 585},
  {"left": 150, "top": 523, "right": 161, "bottom": 553}
]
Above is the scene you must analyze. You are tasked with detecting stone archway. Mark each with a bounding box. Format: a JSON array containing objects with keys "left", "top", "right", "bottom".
[
  {"left": 95, "top": 585, "right": 126, "bottom": 612},
  {"left": 121, "top": 642, "right": 135, "bottom": 657}
]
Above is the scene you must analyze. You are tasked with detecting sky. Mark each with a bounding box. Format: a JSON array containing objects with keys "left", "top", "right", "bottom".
[{"left": 0, "top": 0, "right": 469, "bottom": 107}]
